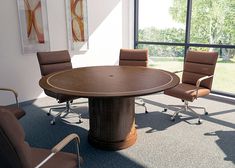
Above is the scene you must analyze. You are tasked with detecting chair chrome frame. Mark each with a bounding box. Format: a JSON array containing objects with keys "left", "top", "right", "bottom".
[
  {"left": 119, "top": 48, "right": 149, "bottom": 113},
  {"left": 48, "top": 100, "right": 82, "bottom": 125},
  {"left": 0, "top": 88, "right": 26, "bottom": 119},
  {"left": 35, "top": 133, "right": 81, "bottom": 168},
  {"left": 0, "top": 109, "right": 82, "bottom": 168},
  {"left": 163, "top": 65, "right": 216, "bottom": 124},
  {"left": 162, "top": 50, "right": 218, "bottom": 124},
  {"left": 0, "top": 88, "right": 19, "bottom": 107},
  {"left": 135, "top": 97, "right": 148, "bottom": 113},
  {"left": 37, "top": 50, "right": 84, "bottom": 125},
  {"left": 164, "top": 100, "right": 208, "bottom": 124}
]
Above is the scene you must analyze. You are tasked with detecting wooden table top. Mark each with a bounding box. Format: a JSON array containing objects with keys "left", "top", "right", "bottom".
[{"left": 39, "top": 66, "right": 180, "bottom": 98}]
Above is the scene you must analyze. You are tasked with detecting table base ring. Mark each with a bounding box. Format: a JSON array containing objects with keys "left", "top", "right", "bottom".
[{"left": 88, "top": 130, "right": 137, "bottom": 150}]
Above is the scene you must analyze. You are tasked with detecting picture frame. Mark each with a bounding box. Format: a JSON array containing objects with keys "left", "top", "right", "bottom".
[
  {"left": 65, "top": 0, "right": 89, "bottom": 51},
  {"left": 16, "top": 0, "right": 50, "bottom": 54}
]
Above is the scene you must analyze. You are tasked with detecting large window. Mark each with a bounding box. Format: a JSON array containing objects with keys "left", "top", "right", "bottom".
[
  {"left": 135, "top": 0, "right": 235, "bottom": 96},
  {"left": 190, "top": 1, "right": 235, "bottom": 45},
  {"left": 138, "top": 0, "right": 186, "bottom": 43}
]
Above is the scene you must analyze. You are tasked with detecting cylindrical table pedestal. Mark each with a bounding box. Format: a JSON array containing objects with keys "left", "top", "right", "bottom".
[{"left": 88, "top": 97, "right": 136, "bottom": 150}]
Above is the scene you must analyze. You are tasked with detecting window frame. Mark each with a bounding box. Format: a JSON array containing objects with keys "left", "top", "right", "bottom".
[{"left": 134, "top": 0, "right": 235, "bottom": 97}]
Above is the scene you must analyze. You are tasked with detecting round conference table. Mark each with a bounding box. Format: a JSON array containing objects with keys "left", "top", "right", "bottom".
[{"left": 39, "top": 66, "right": 179, "bottom": 150}]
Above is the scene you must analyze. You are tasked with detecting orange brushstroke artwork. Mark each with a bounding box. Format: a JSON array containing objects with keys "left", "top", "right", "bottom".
[
  {"left": 24, "top": 0, "right": 45, "bottom": 43},
  {"left": 70, "top": 0, "right": 85, "bottom": 42}
]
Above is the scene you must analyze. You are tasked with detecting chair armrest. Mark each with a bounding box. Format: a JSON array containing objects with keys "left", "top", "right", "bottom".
[
  {"left": 51, "top": 133, "right": 80, "bottom": 153},
  {"left": 35, "top": 133, "right": 81, "bottom": 168},
  {"left": 195, "top": 75, "right": 213, "bottom": 98},
  {"left": 0, "top": 88, "right": 19, "bottom": 107},
  {"left": 196, "top": 75, "right": 213, "bottom": 88}
]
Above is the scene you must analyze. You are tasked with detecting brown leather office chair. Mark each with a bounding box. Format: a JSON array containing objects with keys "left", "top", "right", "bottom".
[
  {"left": 0, "top": 109, "right": 82, "bottom": 168},
  {"left": 163, "top": 50, "right": 218, "bottom": 124},
  {"left": 37, "top": 50, "right": 81, "bottom": 125},
  {"left": 119, "top": 48, "right": 148, "bottom": 113},
  {"left": 0, "top": 88, "right": 25, "bottom": 119}
]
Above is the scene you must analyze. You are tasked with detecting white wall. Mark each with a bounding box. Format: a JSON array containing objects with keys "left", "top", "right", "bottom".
[{"left": 0, "top": 0, "right": 133, "bottom": 105}]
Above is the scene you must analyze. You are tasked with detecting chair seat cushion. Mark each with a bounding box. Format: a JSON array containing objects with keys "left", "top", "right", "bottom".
[
  {"left": 0, "top": 106, "right": 25, "bottom": 119},
  {"left": 164, "top": 83, "right": 210, "bottom": 102},
  {"left": 31, "top": 148, "right": 82, "bottom": 168}
]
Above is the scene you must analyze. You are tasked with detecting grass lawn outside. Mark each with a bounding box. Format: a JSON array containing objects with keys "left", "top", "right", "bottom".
[{"left": 149, "top": 57, "right": 235, "bottom": 95}]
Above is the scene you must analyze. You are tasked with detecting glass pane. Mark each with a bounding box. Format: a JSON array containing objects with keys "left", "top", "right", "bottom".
[
  {"left": 138, "top": 44, "right": 184, "bottom": 74},
  {"left": 213, "top": 48, "right": 235, "bottom": 94},
  {"left": 138, "top": 0, "right": 187, "bottom": 43},
  {"left": 189, "top": 47, "right": 235, "bottom": 94},
  {"left": 191, "top": 0, "right": 235, "bottom": 45}
]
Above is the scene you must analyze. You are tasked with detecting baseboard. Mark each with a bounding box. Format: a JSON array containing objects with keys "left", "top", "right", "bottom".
[
  {"left": 19, "top": 99, "right": 37, "bottom": 107},
  {"left": 205, "top": 93, "right": 235, "bottom": 105}
]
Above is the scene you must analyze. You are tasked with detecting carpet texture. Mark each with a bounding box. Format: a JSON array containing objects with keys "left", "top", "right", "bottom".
[{"left": 19, "top": 94, "right": 235, "bottom": 168}]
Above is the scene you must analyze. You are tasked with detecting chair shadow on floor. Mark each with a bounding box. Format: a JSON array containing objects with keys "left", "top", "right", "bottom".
[
  {"left": 204, "top": 130, "right": 235, "bottom": 165},
  {"left": 139, "top": 96, "right": 235, "bottom": 165},
  {"left": 135, "top": 109, "right": 180, "bottom": 133},
  {"left": 19, "top": 104, "right": 146, "bottom": 168},
  {"left": 135, "top": 98, "right": 203, "bottom": 132},
  {"left": 141, "top": 97, "right": 235, "bottom": 128}
]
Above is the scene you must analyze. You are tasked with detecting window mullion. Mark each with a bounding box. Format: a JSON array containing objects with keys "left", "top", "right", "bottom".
[
  {"left": 185, "top": 0, "right": 192, "bottom": 54},
  {"left": 134, "top": 0, "right": 139, "bottom": 49}
]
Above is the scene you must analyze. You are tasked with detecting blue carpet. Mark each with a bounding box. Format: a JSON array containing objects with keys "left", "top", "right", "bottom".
[{"left": 19, "top": 95, "right": 235, "bottom": 168}]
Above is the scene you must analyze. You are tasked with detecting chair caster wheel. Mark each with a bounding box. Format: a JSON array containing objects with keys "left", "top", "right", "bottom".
[
  {"left": 198, "top": 120, "right": 202, "bottom": 124},
  {"left": 50, "top": 120, "right": 55, "bottom": 125},
  {"left": 145, "top": 110, "right": 148, "bottom": 114},
  {"left": 47, "top": 113, "right": 51, "bottom": 116},
  {"left": 171, "top": 117, "right": 175, "bottom": 122},
  {"left": 205, "top": 112, "right": 208, "bottom": 115},
  {"left": 163, "top": 108, "right": 167, "bottom": 112}
]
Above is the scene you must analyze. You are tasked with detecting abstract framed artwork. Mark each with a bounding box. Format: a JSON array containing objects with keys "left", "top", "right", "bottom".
[
  {"left": 17, "top": 0, "right": 50, "bottom": 54},
  {"left": 65, "top": 0, "right": 89, "bottom": 51}
]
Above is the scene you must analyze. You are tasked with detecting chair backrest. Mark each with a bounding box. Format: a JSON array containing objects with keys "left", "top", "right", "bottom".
[
  {"left": 182, "top": 50, "right": 218, "bottom": 89},
  {"left": 37, "top": 50, "right": 73, "bottom": 76},
  {"left": 0, "top": 109, "right": 32, "bottom": 168},
  {"left": 119, "top": 49, "right": 148, "bottom": 67}
]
